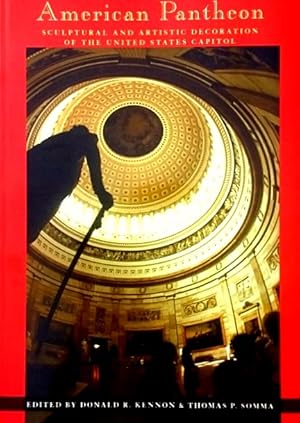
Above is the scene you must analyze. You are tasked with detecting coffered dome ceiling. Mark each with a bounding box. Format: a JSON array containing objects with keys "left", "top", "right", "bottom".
[{"left": 27, "top": 48, "right": 279, "bottom": 286}]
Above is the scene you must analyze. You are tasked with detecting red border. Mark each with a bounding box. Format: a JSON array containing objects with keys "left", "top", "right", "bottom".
[
  {"left": 280, "top": 0, "right": 300, "bottom": 404},
  {"left": 0, "top": 1, "right": 298, "bottom": 422}
]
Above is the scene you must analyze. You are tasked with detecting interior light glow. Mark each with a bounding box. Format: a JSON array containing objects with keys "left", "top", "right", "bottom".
[{"left": 30, "top": 79, "right": 241, "bottom": 248}]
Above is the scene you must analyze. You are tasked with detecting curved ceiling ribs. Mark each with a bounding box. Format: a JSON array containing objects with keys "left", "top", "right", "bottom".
[{"left": 27, "top": 48, "right": 279, "bottom": 287}]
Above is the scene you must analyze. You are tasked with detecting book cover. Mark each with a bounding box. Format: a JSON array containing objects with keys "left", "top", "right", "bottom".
[{"left": 0, "top": 1, "right": 298, "bottom": 423}]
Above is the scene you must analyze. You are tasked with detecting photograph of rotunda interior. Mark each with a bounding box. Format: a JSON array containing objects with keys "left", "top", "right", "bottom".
[{"left": 26, "top": 46, "right": 279, "bottom": 421}]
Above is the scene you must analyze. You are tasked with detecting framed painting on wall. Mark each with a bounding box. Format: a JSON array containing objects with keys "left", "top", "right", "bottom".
[
  {"left": 185, "top": 318, "right": 224, "bottom": 351},
  {"left": 244, "top": 317, "right": 260, "bottom": 335},
  {"left": 239, "top": 302, "right": 262, "bottom": 335}
]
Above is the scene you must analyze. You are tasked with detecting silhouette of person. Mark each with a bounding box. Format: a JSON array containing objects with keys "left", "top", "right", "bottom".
[
  {"left": 27, "top": 125, "right": 113, "bottom": 243},
  {"left": 262, "top": 311, "right": 280, "bottom": 399},
  {"left": 138, "top": 341, "right": 183, "bottom": 400},
  {"left": 213, "top": 333, "right": 266, "bottom": 401},
  {"left": 181, "top": 344, "right": 199, "bottom": 399}
]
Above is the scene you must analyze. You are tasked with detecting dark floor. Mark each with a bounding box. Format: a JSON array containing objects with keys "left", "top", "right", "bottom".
[{"left": 26, "top": 362, "right": 281, "bottom": 423}]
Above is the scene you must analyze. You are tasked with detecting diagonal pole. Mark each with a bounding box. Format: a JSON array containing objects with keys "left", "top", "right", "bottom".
[{"left": 35, "top": 207, "right": 106, "bottom": 355}]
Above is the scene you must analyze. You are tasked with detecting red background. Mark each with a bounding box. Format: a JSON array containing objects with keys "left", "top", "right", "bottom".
[{"left": 0, "top": 0, "right": 298, "bottom": 421}]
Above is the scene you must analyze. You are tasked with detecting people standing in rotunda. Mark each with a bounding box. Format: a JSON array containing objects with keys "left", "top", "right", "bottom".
[
  {"left": 262, "top": 310, "right": 280, "bottom": 400},
  {"left": 181, "top": 344, "right": 199, "bottom": 399}
]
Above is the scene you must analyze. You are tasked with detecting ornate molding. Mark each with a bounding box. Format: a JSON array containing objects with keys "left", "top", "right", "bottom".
[
  {"left": 182, "top": 295, "right": 217, "bottom": 316},
  {"left": 42, "top": 294, "right": 76, "bottom": 314},
  {"left": 41, "top": 157, "right": 241, "bottom": 262},
  {"left": 95, "top": 306, "right": 106, "bottom": 333},
  {"left": 266, "top": 245, "right": 279, "bottom": 272},
  {"left": 236, "top": 278, "right": 253, "bottom": 302},
  {"left": 127, "top": 309, "right": 161, "bottom": 321}
]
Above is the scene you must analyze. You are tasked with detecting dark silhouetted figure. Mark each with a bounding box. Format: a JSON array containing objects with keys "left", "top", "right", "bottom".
[
  {"left": 262, "top": 310, "right": 280, "bottom": 400},
  {"left": 27, "top": 125, "right": 113, "bottom": 243},
  {"left": 181, "top": 344, "right": 199, "bottom": 399},
  {"left": 61, "top": 338, "right": 81, "bottom": 392},
  {"left": 213, "top": 333, "right": 266, "bottom": 401},
  {"left": 99, "top": 344, "right": 121, "bottom": 398},
  {"left": 138, "top": 341, "right": 183, "bottom": 401}
]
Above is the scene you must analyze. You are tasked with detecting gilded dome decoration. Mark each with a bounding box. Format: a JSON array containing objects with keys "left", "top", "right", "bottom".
[{"left": 27, "top": 48, "right": 278, "bottom": 285}]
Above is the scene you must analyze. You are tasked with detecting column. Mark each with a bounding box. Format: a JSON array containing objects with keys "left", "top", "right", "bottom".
[
  {"left": 166, "top": 295, "right": 179, "bottom": 348},
  {"left": 250, "top": 254, "right": 272, "bottom": 314}
]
